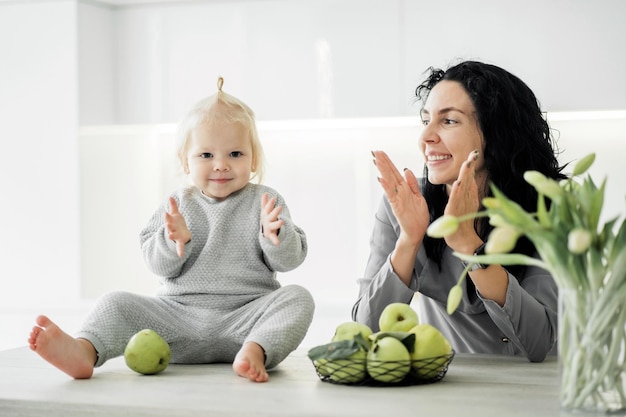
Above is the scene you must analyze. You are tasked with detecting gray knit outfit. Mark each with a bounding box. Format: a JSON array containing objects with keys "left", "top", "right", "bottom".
[{"left": 76, "top": 183, "right": 315, "bottom": 369}]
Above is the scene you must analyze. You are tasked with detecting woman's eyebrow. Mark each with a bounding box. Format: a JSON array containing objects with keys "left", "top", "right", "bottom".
[{"left": 421, "top": 106, "right": 468, "bottom": 117}]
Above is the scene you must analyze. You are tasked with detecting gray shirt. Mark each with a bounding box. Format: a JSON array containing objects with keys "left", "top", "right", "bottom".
[{"left": 352, "top": 196, "right": 558, "bottom": 362}]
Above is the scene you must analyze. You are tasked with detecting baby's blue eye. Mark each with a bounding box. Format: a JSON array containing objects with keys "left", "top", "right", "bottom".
[
  {"left": 200, "top": 153, "right": 213, "bottom": 158},
  {"left": 230, "top": 151, "right": 243, "bottom": 158}
]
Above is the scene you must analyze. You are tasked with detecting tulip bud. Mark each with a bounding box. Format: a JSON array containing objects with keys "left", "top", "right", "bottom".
[
  {"left": 572, "top": 153, "right": 595, "bottom": 176},
  {"left": 447, "top": 285, "right": 463, "bottom": 315},
  {"left": 567, "top": 228, "right": 592, "bottom": 254},
  {"left": 485, "top": 225, "right": 520, "bottom": 254},
  {"left": 488, "top": 214, "right": 509, "bottom": 228},
  {"left": 427, "top": 215, "right": 459, "bottom": 238},
  {"left": 523, "top": 170, "right": 547, "bottom": 188},
  {"left": 482, "top": 197, "right": 501, "bottom": 209},
  {"left": 523, "top": 171, "right": 563, "bottom": 200}
]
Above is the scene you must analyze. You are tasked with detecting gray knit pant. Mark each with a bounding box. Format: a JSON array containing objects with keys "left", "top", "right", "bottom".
[{"left": 75, "top": 284, "right": 315, "bottom": 369}]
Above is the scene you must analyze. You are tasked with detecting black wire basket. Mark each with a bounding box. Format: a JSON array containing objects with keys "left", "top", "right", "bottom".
[{"left": 311, "top": 351, "right": 455, "bottom": 386}]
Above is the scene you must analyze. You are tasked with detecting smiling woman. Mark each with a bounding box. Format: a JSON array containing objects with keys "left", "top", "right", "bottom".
[{"left": 352, "top": 60, "right": 566, "bottom": 363}]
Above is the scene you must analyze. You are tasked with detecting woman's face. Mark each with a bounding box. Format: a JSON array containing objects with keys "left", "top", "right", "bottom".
[{"left": 419, "top": 80, "right": 487, "bottom": 192}]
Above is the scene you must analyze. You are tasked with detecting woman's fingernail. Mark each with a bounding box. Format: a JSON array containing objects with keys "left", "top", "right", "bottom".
[
  {"left": 377, "top": 176, "right": 381, "bottom": 183},
  {"left": 371, "top": 150, "right": 376, "bottom": 157},
  {"left": 473, "top": 150, "right": 479, "bottom": 160}
]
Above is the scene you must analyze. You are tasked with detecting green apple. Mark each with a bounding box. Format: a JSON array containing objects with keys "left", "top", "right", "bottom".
[
  {"left": 124, "top": 329, "right": 171, "bottom": 375},
  {"left": 312, "top": 321, "right": 373, "bottom": 383},
  {"left": 332, "top": 321, "right": 373, "bottom": 346},
  {"left": 310, "top": 338, "right": 368, "bottom": 384},
  {"left": 366, "top": 336, "right": 411, "bottom": 383},
  {"left": 408, "top": 323, "right": 452, "bottom": 379},
  {"left": 316, "top": 348, "right": 367, "bottom": 383},
  {"left": 378, "top": 302, "right": 419, "bottom": 332}
]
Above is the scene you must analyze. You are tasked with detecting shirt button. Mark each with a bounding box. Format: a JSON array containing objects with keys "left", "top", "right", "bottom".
[{"left": 501, "top": 337, "right": 510, "bottom": 343}]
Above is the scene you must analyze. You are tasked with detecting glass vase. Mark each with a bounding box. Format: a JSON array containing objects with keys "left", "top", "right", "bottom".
[{"left": 559, "top": 287, "right": 626, "bottom": 413}]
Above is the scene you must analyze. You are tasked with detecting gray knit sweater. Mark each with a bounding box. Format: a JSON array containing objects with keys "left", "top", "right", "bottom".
[{"left": 139, "top": 183, "right": 307, "bottom": 298}]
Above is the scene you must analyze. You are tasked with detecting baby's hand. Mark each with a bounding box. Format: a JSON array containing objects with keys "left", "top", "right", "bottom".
[
  {"left": 261, "top": 193, "right": 284, "bottom": 246},
  {"left": 165, "top": 197, "right": 191, "bottom": 257}
]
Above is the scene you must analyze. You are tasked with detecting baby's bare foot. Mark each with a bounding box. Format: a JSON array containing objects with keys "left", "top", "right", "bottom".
[
  {"left": 28, "top": 315, "right": 97, "bottom": 379},
  {"left": 233, "top": 342, "right": 269, "bottom": 382}
]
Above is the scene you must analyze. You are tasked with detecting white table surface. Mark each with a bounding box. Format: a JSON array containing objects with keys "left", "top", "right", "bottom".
[{"left": 0, "top": 346, "right": 583, "bottom": 417}]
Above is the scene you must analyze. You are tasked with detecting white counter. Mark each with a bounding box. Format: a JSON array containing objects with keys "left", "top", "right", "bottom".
[{"left": 0, "top": 346, "right": 575, "bottom": 417}]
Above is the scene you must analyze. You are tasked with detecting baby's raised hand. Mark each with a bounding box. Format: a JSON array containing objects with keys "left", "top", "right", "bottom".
[
  {"left": 261, "top": 193, "right": 284, "bottom": 246},
  {"left": 165, "top": 197, "right": 191, "bottom": 257}
]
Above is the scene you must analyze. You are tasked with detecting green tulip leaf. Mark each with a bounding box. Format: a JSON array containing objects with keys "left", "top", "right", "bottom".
[
  {"left": 353, "top": 333, "right": 371, "bottom": 351},
  {"left": 490, "top": 185, "right": 538, "bottom": 228},
  {"left": 307, "top": 340, "right": 361, "bottom": 361},
  {"left": 609, "top": 218, "right": 626, "bottom": 265},
  {"left": 588, "top": 179, "right": 606, "bottom": 232},
  {"left": 537, "top": 193, "right": 550, "bottom": 228},
  {"left": 453, "top": 252, "right": 548, "bottom": 270},
  {"left": 606, "top": 248, "right": 626, "bottom": 291}
]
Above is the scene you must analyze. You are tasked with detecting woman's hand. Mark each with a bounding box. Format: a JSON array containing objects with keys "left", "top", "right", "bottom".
[
  {"left": 261, "top": 193, "right": 284, "bottom": 246},
  {"left": 165, "top": 197, "right": 192, "bottom": 257},
  {"left": 372, "top": 150, "right": 429, "bottom": 244},
  {"left": 444, "top": 150, "right": 509, "bottom": 305},
  {"left": 372, "top": 150, "right": 429, "bottom": 285},
  {"left": 443, "top": 150, "right": 483, "bottom": 254}
]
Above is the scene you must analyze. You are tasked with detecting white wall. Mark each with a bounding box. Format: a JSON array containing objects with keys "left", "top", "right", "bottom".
[
  {"left": 78, "top": 2, "right": 115, "bottom": 124},
  {"left": 0, "top": 1, "right": 81, "bottom": 310},
  {"left": 80, "top": 0, "right": 626, "bottom": 125}
]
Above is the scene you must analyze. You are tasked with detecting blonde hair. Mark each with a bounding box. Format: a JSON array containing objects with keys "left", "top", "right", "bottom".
[{"left": 176, "top": 77, "right": 265, "bottom": 183}]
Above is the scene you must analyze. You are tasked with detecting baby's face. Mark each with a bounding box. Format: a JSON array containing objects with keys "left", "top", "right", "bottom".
[{"left": 185, "top": 121, "right": 253, "bottom": 200}]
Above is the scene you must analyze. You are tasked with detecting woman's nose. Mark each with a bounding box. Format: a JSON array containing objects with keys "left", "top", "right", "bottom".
[{"left": 419, "top": 123, "right": 439, "bottom": 144}]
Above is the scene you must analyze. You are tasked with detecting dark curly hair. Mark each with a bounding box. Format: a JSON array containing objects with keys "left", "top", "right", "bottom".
[{"left": 416, "top": 60, "right": 567, "bottom": 272}]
